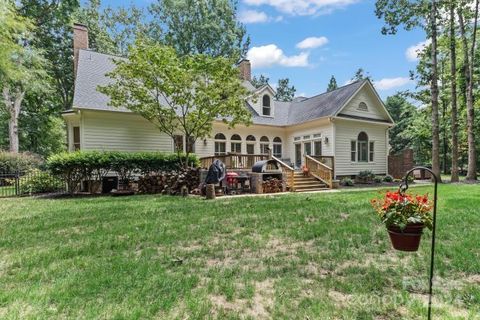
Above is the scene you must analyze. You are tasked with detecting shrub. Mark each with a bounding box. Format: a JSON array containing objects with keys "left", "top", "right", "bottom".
[
  {"left": 383, "top": 175, "right": 394, "bottom": 182},
  {"left": 18, "top": 169, "right": 65, "bottom": 195},
  {"left": 340, "top": 177, "right": 354, "bottom": 186},
  {"left": 47, "top": 151, "right": 199, "bottom": 194},
  {"left": 356, "top": 170, "right": 375, "bottom": 184},
  {"left": 373, "top": 176, "right": 383, "bottom": 183},
  {"left": 0, "top": 151, "right": 44, "bottom": 172}
]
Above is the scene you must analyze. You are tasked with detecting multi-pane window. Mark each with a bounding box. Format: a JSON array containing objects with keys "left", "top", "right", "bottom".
[
  {"left": 73, "top": 126, "right": 80, "bottom": 151},
  {"left": 231, "top": 134, "right": 242, "bottom": 153},
  {"left": 246, "top": 135, "right": 255, "bottom": 154},
  {"left": 273, "top": 137, "right": 282, "bottom": 158},
  {"left": 350, "top": 141, "right": 356, "bottom": 162},
  {"left": 357, "top": 132, "right": 368, "bottom": 162},
  {"left": 260, "top": 136, "right": 269, "bottom": 154},
  {"left": 314, "top": 140, "right": 322, "bottom": 156},
  {"left": 358, "top": 102, "right": 368, "bottom": 111},
  {"left": 173, "top": 135, "right": 184, "bottom": 153},
  {"left": 262, "top": 95, "right": 271, "bottom": 116},
  {"left": 369, "top": 141, "right": 375, "bottom": 162},
  {"left": 214, "top": 133, "right": 226, "bottom": 155}
]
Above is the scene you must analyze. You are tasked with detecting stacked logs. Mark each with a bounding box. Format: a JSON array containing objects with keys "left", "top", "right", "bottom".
[
  {"left": 262, "top": 178, "right": 283, "bottom": 193},
  {"left": 137, "top": 168, "right": 200, "bottom": 195}
]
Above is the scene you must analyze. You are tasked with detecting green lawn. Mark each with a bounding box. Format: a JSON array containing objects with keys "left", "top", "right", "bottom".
[{"left": 0, "top": 185, "right": 479, "bottom": 319}]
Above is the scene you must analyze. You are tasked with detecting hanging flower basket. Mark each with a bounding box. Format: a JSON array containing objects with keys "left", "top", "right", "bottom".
[{"left": 371, "top": 191, "right": 433, "bottom": 252}]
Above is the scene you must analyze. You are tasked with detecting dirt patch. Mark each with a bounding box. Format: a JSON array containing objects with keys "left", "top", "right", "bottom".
[
  {"left": 328, "top": 290, "right": 352, "bottom": 306},
  {"left": 209, "top": 279, "right": 275, "bottom": 319}
]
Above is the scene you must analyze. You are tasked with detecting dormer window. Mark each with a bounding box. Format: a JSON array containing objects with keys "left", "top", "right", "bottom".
[
  {"left": 262, "top": 95, "right": 271, "bottom": 116},
  {"left": 357, "top": 102, "right": 368, "bottom": 111}
]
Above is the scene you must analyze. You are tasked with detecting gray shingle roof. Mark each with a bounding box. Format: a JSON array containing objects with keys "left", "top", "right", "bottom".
[{"left": 73, "top": 49, "right": 368, "bottom": 126}]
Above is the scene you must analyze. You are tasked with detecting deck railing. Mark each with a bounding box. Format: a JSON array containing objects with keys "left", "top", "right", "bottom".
[
  {"left": 199, "top": 153, "right": 269, "bottom": 169},
  {"left": 305, "top": 155, "right": 334, "bottom": 188},
  {"left": 311, "top": 155, "right": 335, "bottom": 175},
  {"left": 272, "top": 156, "right": 295, "bottom": 192}
]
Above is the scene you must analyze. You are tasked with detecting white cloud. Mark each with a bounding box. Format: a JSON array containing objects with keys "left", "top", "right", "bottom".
[
  {"left": 296, "top": 36, "right": 329, "bottom": 49},
  {"left": 405, "top": 40, "right": 431, "bottom": 61},
  {"left": 238, "top": 10, "right": 269, "bottom": 23},
  {"left": 373, "top": 77, "right": 412, "bottom": 90},
  {"left": 244, "top": 0, "right": 359, "bottom": 16},
  {"left": 247, "top": 44, "right": 310, "bottom": 68}
]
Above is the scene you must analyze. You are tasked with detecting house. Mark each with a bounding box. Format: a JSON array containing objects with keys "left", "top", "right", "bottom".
[{"left": 64, "top": 24, "right": 394, "bottom": 186}]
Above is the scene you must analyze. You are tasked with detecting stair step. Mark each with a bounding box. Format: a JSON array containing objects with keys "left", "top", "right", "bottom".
[
  {"left": 295, "top": 187, "right": 329, "bottom": 192},
  {"left": 294, "top": 181, "right": 325, "bottom": 186}
]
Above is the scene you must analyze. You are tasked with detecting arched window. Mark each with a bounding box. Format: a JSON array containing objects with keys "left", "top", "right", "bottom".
[
  {"left": 353, "top": 132, "right": 369, "bottom": 162},
  {"left": 246, "top": 135, "right": 256, "bottom": 154},
  {"left": 214, "top": 133, "right": 226, "bottom": 155},
  {"left": 231, "top": 134, "right": 242, "bottom": 153},
  {"left": 260, "top": 136, "right": 269, "bottom": 154},
  {"left": 273, "top": 137, "right": 282, "bottom": 158},
  {"left": 358, "top": 102, "right": 368, "bottom": 111},
  {"left": 262, "top": 95, "right": 271, "bottom": 116}
]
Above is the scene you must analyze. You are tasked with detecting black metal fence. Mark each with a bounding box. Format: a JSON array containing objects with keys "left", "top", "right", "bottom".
[{"left": 0, "top": 170, "right": 66, "bottom": 198}]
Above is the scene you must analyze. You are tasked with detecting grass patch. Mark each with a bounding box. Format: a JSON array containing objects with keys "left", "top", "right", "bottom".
[{"left": 0, "top": 184, "right": 479, "bottom": 319}]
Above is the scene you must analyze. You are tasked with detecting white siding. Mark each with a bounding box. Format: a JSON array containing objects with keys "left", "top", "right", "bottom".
[
  {"left": 81, "top": 111, "right": 173, "bottom": 152},
  {"left": 334, "top": 119, "right": 389, "bottom": 176},
  {"left": 340, "top": 84, "right": 391, "bottom": 121}
]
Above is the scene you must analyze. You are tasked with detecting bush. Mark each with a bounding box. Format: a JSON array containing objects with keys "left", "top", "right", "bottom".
[
  {"left": 356, "top": 170, "right": 375, "bottom": 184},
  {"left": 47, "top": 151, "right": 199, "bottom": 194},
  {"left": 18, "top": 169, "right": 65, "bottom": 194},
  {"left": 373, "top": 176, "right": 383, "bottom": 183},
  {"left": 0, "top": 151, "right": 43, "bottom": 172},
  {"left": 340, "top": 177, "right": 354, "bottom": 186},
  {"left": 383, "top": 175, "right": 394, "bottom": 182}
]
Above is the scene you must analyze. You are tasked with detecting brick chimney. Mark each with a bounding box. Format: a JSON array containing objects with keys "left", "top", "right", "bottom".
[
  {"left": 73, "top": 23, "right": 89, "bottom": 78},
  {"left": 238, "top": 59, "right": 251, "bottom": 81}
]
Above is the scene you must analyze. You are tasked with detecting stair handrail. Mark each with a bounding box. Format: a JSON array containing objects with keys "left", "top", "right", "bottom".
[
  {"left": 271, "top": 156, "right": 295, "bottom": 192},
  {"left": 305, "top": 155, "right": 333, "bottom": 188}
]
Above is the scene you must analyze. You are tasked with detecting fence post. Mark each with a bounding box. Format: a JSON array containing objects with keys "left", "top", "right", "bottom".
[{"left": 15, "top": 170, "right": 20, "bottom": 196}]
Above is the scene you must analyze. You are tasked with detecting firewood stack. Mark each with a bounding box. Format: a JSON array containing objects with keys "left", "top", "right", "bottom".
[
  {"left": 262, "top": 178, "right": 283, "bottom": 193},
  {"left": 137, "top": 168, "right": 200, "bottom": 195}
]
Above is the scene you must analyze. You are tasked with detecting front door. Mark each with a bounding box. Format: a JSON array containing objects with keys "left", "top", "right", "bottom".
[{"left": 295, "top": 143, "right": 302, "bottom": 168}]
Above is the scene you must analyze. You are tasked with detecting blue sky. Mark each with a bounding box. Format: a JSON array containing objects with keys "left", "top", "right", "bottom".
[{"left": 104, "top": 0, "right": 427, "bottom": 99}]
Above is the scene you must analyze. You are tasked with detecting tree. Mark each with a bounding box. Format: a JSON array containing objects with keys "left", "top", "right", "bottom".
[
  {"left": 351, "top": 68, "right": 372, "bottom": 82},
  {"left": 99, "top": 40, "right": 252, "bottom": 166},
  {"left": 148, "top": 0, "right": 249, "bottom": 60},
  {"left": 449, "top": 1, "right": 460, "bottom": 182},
  {"left": 457, "top": 0, "right": 479, "bottom": 180},
  {"left": 0, "top": 1, "right": 49, "bottom": 153},
  {"left": 376, "top": 0, "right": 442, "bottom": 182},
  {"left": 385, "top": 94, "right": 418, "bottom": 154},
  {"left": 327, "top": 75, "right": 338, "bottom": 91},
  {"left": 74, "top": 0, "right": 145, "bottom": 56},
  {"left": 275, "top": 78, "right": 296, "bottom": 102},
  {"left": 251, "top": 75, "right": 269, "bottom": 89}
]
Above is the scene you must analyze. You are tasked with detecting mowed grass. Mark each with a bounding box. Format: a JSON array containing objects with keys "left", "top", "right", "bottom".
[{"left": 0, "top": 184, "right": 479, "bottom": 319}]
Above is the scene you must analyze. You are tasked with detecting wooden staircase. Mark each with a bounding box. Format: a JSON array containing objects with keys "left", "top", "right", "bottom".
[{"left": 293, "top": 171, "right": 329, "bottom": 192}]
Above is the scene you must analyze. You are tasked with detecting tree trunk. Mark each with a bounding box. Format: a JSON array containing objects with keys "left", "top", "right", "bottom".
[
  {"left": 2, "top": 86, "right": 25, "bottom": 153},
  {"left": 458, "top": 1, "right": 479, "bottom": 181},
  {"left": 450, "top": 3, "right": 460, "bottom": 182},
  {"left": 430, "top": 0, "right": 442, "bottom": 182}
]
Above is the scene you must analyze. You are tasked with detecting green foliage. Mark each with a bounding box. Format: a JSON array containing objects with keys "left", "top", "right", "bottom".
[
  {"left": 275, "top": 78, "right": 296, "bottom": 102},
  {"left": 74, "top": 0, "right": 144, "bottom": 56},
  {"left": 373, "top": 176, "right": 383, "bottom": 183},
  {"left": 0, "top": 151, "right": 43, "bottom": 172},
  {"left": 327, "top": 75, "right": 338, "bottom": 92},
  {"left": 148, "top": 0, "right": 249, "bottom": 60},
  {"left": 99, "top": 40, "right": 252, "bottom": 165},
  {"left": 47, "top": 151, "right": 199, "bottom": 193},
  {"left": 18, "top": 169, "right": 64, "bottom": 194},
  {"left": 340, "top": 177, "right": 354, "bottom": 186},
  {"left": 358, "top": 170, "right": 375, "bottom": 180},
  {"left": 385, "top": 94, "right": 418, "bottom": 155},
  {"left": 351, "top": 68, "right": 372, "bottom": 82},
  {"left": 251, "top": 74, "right": 269, "bottom": 89},
  {"left": 383, "top": 174, "right": 394, "bottom": 182}
]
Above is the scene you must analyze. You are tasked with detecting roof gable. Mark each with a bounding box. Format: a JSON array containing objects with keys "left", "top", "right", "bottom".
[{"left": 335, "top": 80, "right": 394, "bottom": 124}]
